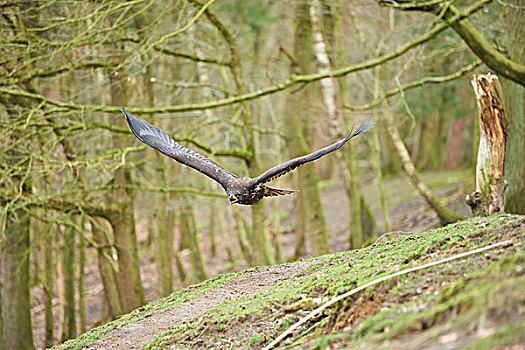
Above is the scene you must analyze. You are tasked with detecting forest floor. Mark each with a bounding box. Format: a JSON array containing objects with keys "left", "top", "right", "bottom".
[
  {"left": 32, "top": 169, "right": 524, "bottom": 349},
  {"left": 54, "top": 213, "right": 525, "bottom": 349}
]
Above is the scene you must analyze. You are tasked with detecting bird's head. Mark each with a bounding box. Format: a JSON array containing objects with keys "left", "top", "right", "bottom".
[{"left": 228, "top": 193, "right": 239, "bottom": 205}]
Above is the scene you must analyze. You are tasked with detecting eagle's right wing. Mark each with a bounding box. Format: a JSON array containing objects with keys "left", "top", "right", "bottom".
[{"left": 122, "top": 108, "right": 236, "bottom": 187}]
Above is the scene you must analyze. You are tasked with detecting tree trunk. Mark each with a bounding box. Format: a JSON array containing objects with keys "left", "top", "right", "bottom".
[
  {"left": 445, "top": 118, "right": 466, "bottom": 170},
  {"left": 502, "top": 3, "right": 525, "bottom": 214},
  {"left": 108, "top": 63, "right": 145, "bottom": 312},
  {"left": 78, "top": 215, "right": 87, "bottom": 333},
  {"left": 135, "top": 13, "right": 173, "bottom": 298},
  {"left": 180, "top": 205, "right": 209, "bottom": 282},
  {"left": 272, "top": 197, "right": 284, "bottom": 263},
  {"left": 252, "top": 201, "right": 276, "bottom": 265},
  {"left": 466, "top": 74, "right": 507, "bottom": 216},
  {"left": 108, "top": 208, "right": 144, "bottom": 312},
  {"left": 294, "top": 187, "right": 307, "bottom": 259},
  {"left": 150, "top": 102, "right": 173, "bottom": 297},
  {"left": 61, "top": 225, "right": 76, "bottom": 342},
  {"left": 331, "top": 0, "right": 369, "bottom": 248},
  {"left": 1, "top": 209, "right": 35, "bottom": 350},
  {"left": 288, "top": 1, "right": 330, "bottom": 257},
  {"left": 91, "top": 217, "right": 123, "bottom": 320},
  {"left": 173, "top": 208, "right": 188, "bottom": 283},
  {"left": 208, "top": 202, "right": 217, "bottom": 257},
  {"left": 43, "top": 222, "right": 54, "bottom": 347},
  {"left": 215, "top": 59, "right": 254, "bottom": 265},
  {"left": 372, "top": 67, "right": 391, "bottom": 232}
]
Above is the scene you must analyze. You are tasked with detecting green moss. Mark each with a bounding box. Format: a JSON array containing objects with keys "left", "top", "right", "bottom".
[
  {"left": 340, "top": 251, "right": 524, "bottom": 346},
  {"left": 438, "top": 278, "right": 466, "bottom": 301},
  {"left": 248, "top": 334, "right": 266, "bottom": 345}
]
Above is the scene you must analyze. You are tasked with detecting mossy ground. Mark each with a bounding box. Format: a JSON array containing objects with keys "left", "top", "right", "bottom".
[{"left": 56, "top": 214, "right": 524, "bottom": 349}]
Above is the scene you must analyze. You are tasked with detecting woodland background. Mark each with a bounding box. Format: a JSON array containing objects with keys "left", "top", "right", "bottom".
[{"left": 0, "top": 0, "right": 523, "bottom": 349}]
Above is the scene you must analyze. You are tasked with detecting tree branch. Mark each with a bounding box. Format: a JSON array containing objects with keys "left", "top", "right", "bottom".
[
  {"left": 344, "top": 60, "right": 481, "bottom": 111},
  {"left": 375, "top": 0, "right": 525, "bottom": 86},
  {"left": 0, "top": 61, "right": 117, "bottom": 86},
  {"left": 0, "top": 0, "right": 490, "bottom": 114},
  {"left": 36, "top": 120, "right": 253, "bottom": 161}
]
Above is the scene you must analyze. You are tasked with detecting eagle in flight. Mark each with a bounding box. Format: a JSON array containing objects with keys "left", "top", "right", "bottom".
[{"left": 122, "top": 108, "right": 374, "bottom": 205}]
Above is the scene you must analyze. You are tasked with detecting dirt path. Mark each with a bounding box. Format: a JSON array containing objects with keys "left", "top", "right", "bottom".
[{"left": 87, "top": 262, "right": 314, "bottom": 349}]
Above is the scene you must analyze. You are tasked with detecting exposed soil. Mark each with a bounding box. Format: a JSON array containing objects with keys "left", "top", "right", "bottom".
[{"left": 87, "top": 262, "right": 316, "bottom": 349}]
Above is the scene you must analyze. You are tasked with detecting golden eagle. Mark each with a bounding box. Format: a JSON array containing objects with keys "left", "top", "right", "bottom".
[{"left": 122, "top": 108, "right": 373, "bottom": 205}]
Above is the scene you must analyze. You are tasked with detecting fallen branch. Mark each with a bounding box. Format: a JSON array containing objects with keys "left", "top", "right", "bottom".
[
  {"left": 383, "top": 106, "right": 464, "bottom": 225},
  {"left": 264, "top": 239, "right": 513, "bottom": 350}
]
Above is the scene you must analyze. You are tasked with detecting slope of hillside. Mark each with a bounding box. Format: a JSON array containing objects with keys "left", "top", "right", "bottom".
[{"left": 56, "top": 214, "right": 524, "bottom": 349}]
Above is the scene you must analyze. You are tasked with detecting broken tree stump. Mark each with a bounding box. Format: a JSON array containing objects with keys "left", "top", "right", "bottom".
[{"left": 466, "top": 73, "right": 507, "bottom": 216}]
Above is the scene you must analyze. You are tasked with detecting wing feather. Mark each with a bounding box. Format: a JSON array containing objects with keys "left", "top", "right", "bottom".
[
  {"left": 122, "top": 108, "right": 236, "bottom": 186},
  {"left": 252, "top": 121, "right": 374, "bottom": 186},
  {"left": 263, "top": 185, "right": 298, "bottom": 197}
]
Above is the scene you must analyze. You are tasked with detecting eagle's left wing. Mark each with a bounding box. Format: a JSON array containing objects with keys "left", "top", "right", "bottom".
[
  {"left": 122, "top": 108, "right": 237, "bottom": 187},
  {"left": 251, "top": 121, "right": 374, "bottom": 186}
]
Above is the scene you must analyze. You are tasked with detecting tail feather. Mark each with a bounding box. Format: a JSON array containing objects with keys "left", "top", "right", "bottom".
[{"left": 263, "top": 185, "right": 298, "bottom": 197}]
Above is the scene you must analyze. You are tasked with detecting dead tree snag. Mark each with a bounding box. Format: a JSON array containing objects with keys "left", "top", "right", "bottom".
[{"left": 466, "top": 73, "right": 507, "bottom": 216}]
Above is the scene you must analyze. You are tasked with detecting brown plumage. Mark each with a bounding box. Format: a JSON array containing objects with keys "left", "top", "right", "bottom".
[{"left": 122, "top": 108, "right": 374, "bottom": 205}]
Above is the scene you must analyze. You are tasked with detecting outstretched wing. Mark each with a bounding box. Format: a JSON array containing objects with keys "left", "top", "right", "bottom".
[
  {"left": 252, "top": 121, "right": 374, "bottom": 186},
  {"left": 122, "top": 108, "right": 236, "bottom": 186}
]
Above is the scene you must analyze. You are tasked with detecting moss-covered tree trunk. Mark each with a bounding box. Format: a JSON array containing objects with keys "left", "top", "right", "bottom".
[
  {"left": 78, "top": 215, "right": 87, "bottom": 333},
  {"left": 0, "top": 91, "right": 34, "bottom": 349},
  {"left": 108, "top": 63, "right": 145, "bottom": 313},
  {"left": 91, "top": 217, "right": 123, "bottom": 320},
  {"left": 148, "top": 82, "right": 172, "bottom": 294},
  {"left": 1, "top": 209, "right": 34, "bottom": 350},
  {"left": 502, "top": 4, "right": 525, "bottom": 214},
  {"left": 286, "top": 1, "right": 330, "bottom": 257},
  {"left": 194, "top": 32, "right": 220, "bottom": 260},
  {"left": 180, "top": 204, "right": 209, "bottom": 282},
  {"left": 134, "top": 13, "right": 173, "bottom": 297},
  {"left": 61, "top": 225, "right": 76, "bottom": 341},
  {"left": 173, "top": 207, "right": 188, "bottom": 283},
  {"left": 331, "top": 0, "right": 367, "bottom": 248},
  {"left": 43, "top": 222, "right": 54, "bottom": 347},
  {"left": 372, "top": 67, "right": 391, "bottom": 232}
]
